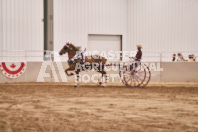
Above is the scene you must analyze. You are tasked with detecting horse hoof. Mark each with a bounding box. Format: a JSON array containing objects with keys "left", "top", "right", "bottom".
[
  {"left": 74, "top": 84, "right": 78, "bottom": 87},
  {"left": 99, "top": 82, "right": 102, "bottom": 85},
  {"left": 102, "top": 84, "right": 106, "bottom": 87}
]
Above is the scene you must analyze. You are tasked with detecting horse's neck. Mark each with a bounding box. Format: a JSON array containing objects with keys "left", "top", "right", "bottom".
[{"left": 68, "top": 50, "right": 77, "bottom": 59}]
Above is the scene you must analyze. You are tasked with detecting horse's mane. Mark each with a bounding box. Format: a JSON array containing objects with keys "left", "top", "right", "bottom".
[{"left": 68, "top": 43, "right": 80, "bottom": 51}]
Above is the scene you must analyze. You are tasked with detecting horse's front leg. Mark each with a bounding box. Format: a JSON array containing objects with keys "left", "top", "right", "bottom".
[
  {"left": 65, "top": 68, "right": 74, "bottom": 76},
  {"left": 74, "top": 70, "right": 80, "bottom": 87},
  {"left": 98, "top": 70, "right": 107, "bottom": 87}
]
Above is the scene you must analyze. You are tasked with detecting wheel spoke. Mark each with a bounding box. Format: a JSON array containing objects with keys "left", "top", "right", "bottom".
[
  {"left": 130, "top": 75, "right": 133, "bottom": 86},
  {"left": 136, "top": 75, "right": 144, "bottom": 83},
  {"left": 135, "top": 75, "right": 140, "bottom": 85},
  {"left": 133, "top": 76, "right": 136, "bottom": 87}
]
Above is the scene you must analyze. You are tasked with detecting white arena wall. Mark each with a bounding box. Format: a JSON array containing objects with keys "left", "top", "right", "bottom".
[
  {"left": 0, "top": 0, "right": 197, "bottom": 62},
  {"left": 0, "top": 0, "right": 44, "bottom": 61},
  {"left": 127, "top": 0, "right": 198, "bottom": 52},
  {"left": 54, "top": 0, "right": 198, "bottom": 61},
  {"left": 53, "top": 0, "right": 127, "bottom": 54}
]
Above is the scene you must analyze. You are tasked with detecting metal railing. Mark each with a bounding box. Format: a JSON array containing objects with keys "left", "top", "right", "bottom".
[
  {"left": 0, "top": 50, "right": 197, "bottom": 62},
  {"left": 0, "top": 50, "right": 51, "bottom": 62}
]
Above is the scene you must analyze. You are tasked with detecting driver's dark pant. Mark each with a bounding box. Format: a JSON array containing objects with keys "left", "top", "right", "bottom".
[{"left": 130, "top": 61, "right": 141, "bottom": 71}]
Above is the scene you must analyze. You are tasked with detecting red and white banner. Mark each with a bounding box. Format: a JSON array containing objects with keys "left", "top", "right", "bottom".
[{"left": 0, "top": 62, "right": 27, "bottom": 78}]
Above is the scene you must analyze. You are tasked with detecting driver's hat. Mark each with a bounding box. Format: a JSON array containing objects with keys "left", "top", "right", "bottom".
[{"left": 136, "top": 44, "right": 142, "bottom": 48}]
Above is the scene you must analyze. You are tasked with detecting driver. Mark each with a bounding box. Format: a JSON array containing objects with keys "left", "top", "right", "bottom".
[
  {"left": 130, "top": 45, "right": 142, "bottom": 71},
  {"left": 135, "top": 45, "right": 142, "bottom": 61}
]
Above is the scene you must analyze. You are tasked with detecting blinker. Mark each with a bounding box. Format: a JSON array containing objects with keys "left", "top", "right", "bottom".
[{"left": 64, "top": 46, "right": 68, "bottom": 50}]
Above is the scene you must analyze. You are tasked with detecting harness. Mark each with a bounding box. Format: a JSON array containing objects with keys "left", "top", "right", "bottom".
[{"left": 68, "top": 49, "right": 86, "bottom": 64}]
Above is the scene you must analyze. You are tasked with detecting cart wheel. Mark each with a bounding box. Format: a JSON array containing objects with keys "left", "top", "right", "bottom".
[
  {"left": 119, "top": 63, "right": 151, "bottom": 88},
  {"left": 138, "top": 64, "right": 151, "bottom": 88}
]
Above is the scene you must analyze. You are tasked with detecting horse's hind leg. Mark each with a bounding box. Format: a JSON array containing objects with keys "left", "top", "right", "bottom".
[{"left": 102, "top": 70, "right": 107, "bottom": 87}]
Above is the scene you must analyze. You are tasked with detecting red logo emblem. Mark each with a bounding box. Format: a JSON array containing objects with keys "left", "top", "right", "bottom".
[{"left": 0, "top": 62, "right": 27, "bottom": 78}]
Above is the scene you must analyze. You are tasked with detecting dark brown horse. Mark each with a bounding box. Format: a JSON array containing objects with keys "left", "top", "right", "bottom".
[{"left": 59, "top": 42, "right": 107, "bottom": 87}]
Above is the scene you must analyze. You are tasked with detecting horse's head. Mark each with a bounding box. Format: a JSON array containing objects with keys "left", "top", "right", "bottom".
[
  {"left": 59, "top": 42, "right": 70, "bottom": 55},
  {"left": 59, "top": 42, "right": 80, "bottom": 56}
]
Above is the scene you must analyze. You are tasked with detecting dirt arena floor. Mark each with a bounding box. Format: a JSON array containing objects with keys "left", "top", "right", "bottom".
[{"left": 0, "top": 83, "right": 198, "bottom": 132}]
